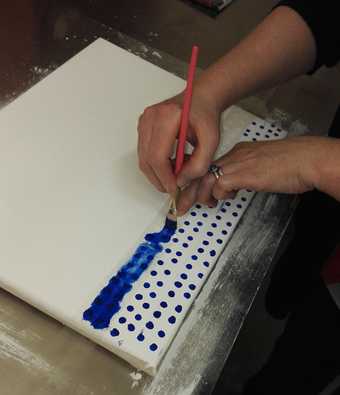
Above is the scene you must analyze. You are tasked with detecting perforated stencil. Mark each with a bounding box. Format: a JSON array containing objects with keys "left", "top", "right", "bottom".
[{"left": 82, "top": 119, "right": 287, "bottom": 375}]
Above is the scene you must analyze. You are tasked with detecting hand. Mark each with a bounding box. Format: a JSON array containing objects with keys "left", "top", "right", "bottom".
[
  {"left": 177, "top": 136, "right": 329, "bottom": 214},
  {"left": 137, "top": 92, "right": 221, "bottom": 195}
]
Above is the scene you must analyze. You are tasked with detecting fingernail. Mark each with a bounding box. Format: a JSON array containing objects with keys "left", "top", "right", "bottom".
[{"left": 177, "top": 176, "right": 188, "bottom": 189}]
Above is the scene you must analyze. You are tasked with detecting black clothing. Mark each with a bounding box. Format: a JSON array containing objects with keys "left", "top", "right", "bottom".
[{"left": 277, "top": 0, "right": 340, "bottom": 71}]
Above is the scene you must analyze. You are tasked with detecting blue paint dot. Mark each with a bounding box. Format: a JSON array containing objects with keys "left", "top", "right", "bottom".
[
  {"left": 203, "top": 261, "right": 209, "bottom": 267},
  {"left": 193, "top": 227, "right": 199, "bottom": 232},
  {"left": 232, "top": 212, "right": 238, "bottom": 217},
  {"left": 191, "top": 255, "right": 198, "bottom": 261},
  {"left": 226, "top": 222, "right": 232, "bottom": 227},
  {"left": 135, "top": 294, "right": 143, "bottom": 300},
  {"left": 137, "top": 333, "right": 145, "bottom": 342},
  {"left": 217, "top": 239, "right": 223, "bottom": 244},
  {"left": 111, "top": 328, "right": 120, "bottom": 337},
  {"left": 184, "top": 221, "right": 190, "bottom": 226},
  {"left": 210, "top": 250, "right": 216, "bottom": 257},
  {"left": 176, "top": 251, "right": 182, "bottom": 257},
  {"left": 183, "top": 243, "right": 189, "bottom": 248},
  {"left": 203, "top": 240, "right": 209, "bottom": 246},
  {"left": 237, "top": 204, "right": 242, "bottom": 209},
  {"left": 202, "top": 213, "right": 208, "bottom": 218},
  {"left": 212, "top": 223, "right": 217, "bottom": 228},
  {"left": 225, "top": 202, "right": 231, "bottom": 206},
  {"left": 119, "top": 317, "right": 126, "bottom": 324},
  {"left": 149, "top": 292, "right": 157, "bottom": 298},
  {"left": 153, "top": 311, "right": 161, "bottom": 318},
  {"left": 168, "top": 290, "right": 175, "bottom": 297},
  {"left": 151, "top": 270, "right": 157, "bottom": 276},
  {"left": 196, "top": 204, "right": 202, "bottom": 209},
  {"left": 165, "top": 248, "right": 172, "bottom": 253},
  {"left": 188, "top": 236, "right": 194, "bottom": 241},
  {"left": 191, "top": 212, "right": 197, "bottom": 217},
  {"left": 150, "top": 343, "right": 158, "bottom": 351},
  {"left": 207, "top": 231, "right": 213, "bottom": 237},
  {"left": 171, "top": 258, "right": 178, "bottom": 264},
  {"left": 144, "top": 282, "right": 150, "bottom": 288},
  {"left": 242, "top": 197, "right": 247, "bottom": 202},
  {"left": 172, "top": 238, "right": 179, "bottom": 243},
  {"left": 189, "top": 284, "right": 196, "bottom": 291},
  {"left": 198, "top": 272, "right": 204, "bottom": 279},
  {"left": 157, "top": 281, "right": 164, "bottom": 287},
  {"left": 146, "top": 321, "right": 154, "bottom": 329},
  {"left": 221, "top": 208, "right": 226, "bottom": 213},
  {"left": 168, "top": 316, "right": 176, "bottom": 324},
  {"left": 184, "top": 292, "right": 191, "bottom": 299},
  {"left": 181, "top": 273, "right": 188, "bottom": 280},
  {"left": 127, "top": 305, "right": 134, "bottom": 312},
  {"left": 158, "top": 330, "right": 165, "bottom": 338},
  {"left": 222, "top": 230, "right": 228, "bottom": 235},
  {"left": 160, "top": 301, "right": 168, "bottom": 308},
  {"left": 175, "top": 305, "right": 183, "bottom": 313},
  {"left": 143, "top": 303, "right": 150, "bottom": 309},
  {"left": 179, "top": 228, "right": 185, "bottom": 233},
  {"left": 128, "top": 324, "right": 135, "bottom": 332},
  {"left": 135, "top": 314, "right": 142, "bottom": 321},
  {"left": 197, "top": 221, "right": 203, "bottom": 226},
  {"left": 216, "top": 215, "right": 222, "bottom": 220},
  {"left": 175, "top": 281, "right": 183, "bottom": 288},
  {"left": 164, "top": 269, "right": 171, "bottom": 275},
  {"left": 157, "top": 259, "right": 164, "bottom": 265},
  {"left": 186, "top": 264, "right": 193, "bottom": 270},
  {"left": 198, "top": 248, "right": 204, "bottom": 253}
]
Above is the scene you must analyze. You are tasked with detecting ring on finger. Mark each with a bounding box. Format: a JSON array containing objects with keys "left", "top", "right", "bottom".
[{"left": 209, "top": 164, "right": 224, "bottom": 180}]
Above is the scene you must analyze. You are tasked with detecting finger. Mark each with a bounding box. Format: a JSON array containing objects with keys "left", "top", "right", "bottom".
[
  {"left": 213, "top": 171, "right": 256, "bottom": 200},
  {"left": 196, "top": 172, "right": 216, "bottom": 205},
  {"left": 149, "top": 103, "right": 181, "bottom": 195},
  {"left": 177, "top": 119, "right": 219, "bottom": 188},
  {"left": 176, "top": 179, "right": 200, "bottom": 216},
  {"left": 137, "top": 111, "right": 166, "bottom": 192}
]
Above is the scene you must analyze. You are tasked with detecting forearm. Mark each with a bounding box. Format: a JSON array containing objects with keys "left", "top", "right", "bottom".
[
  {"left": 313, "top": 138, "right": 340, "bottom": 202},
  {"left": 194, "top": 6, "right": 316, "bottom": 112}
]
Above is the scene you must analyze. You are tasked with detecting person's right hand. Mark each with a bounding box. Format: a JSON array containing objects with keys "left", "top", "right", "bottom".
[{"left": 137, "top": 92, "right": 221, "bottom": 196}]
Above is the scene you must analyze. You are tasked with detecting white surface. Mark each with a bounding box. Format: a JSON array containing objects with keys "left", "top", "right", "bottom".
[{"left": 0, "top": 38, "right": 287, "bottom": 375}]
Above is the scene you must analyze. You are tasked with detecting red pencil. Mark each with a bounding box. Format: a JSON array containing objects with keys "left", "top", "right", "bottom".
[
  {"left": 168, "top": 45, "right": 199, "bottom": 219},
  {"left": 175, "top": 45, "right": 199, "bottom": 176}
]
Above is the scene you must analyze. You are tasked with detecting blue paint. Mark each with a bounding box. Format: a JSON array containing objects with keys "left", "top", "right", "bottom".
[
  {"left": 175, "top": 305, "right": 183, "bottom": 313},
  {"left": 168, "top": 316, "right": 176, "bottom": 324},
  {"left": 83, "top": 218, "right": 176, "bottom": 329},
  {"left": 135, "top": 314, "right": 142, "bottom": 321},
  {"left": 127, "top": 305, "right": 134, "bottom": 312},
  {"left": 168, "top": 290, "right": 175, "bottom": 297},
  {"left": 157, "top": 281, "right": 164, "bottom": 287},
  {"left": 160, "top": 301, "right": 168, "bottom": 308},
  {"left": 119, "top": 317, "right": 127, "bottom": 324},
  {"left": 143, "top": 302, "right": 150, "bottom": 309},
  {"left": 149, "top": 292, "right": 157, "bottom": 298},
  {"left": 128, "top": 323, "right": 135, "bottom": 332},
  {"left": 146, "top": 321, "right": 154, "bottom": 329},
  {"left": 158, "top": 330, "right": 165, "bottom": 338},
  {"left": 150, "top": 343, "right": 158, "bottom": 351},
  {"left": 137, "top": 333, "right": 145, "bottom": 342},
  {"left": 111, "top": 328, "right": 120, "bottom": 337},
  {"left": 153, "top": 311, "right": 161, "bottom": 318}
]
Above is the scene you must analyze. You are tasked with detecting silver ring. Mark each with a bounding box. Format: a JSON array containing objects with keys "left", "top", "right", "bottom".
[{"left": 209, "top": 164, "right": 224, "bottom": 180}]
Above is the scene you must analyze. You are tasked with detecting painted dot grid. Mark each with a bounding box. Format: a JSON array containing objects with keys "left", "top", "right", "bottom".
[{"left": 103, "top": 120, "right": 287, "bottom": 372}]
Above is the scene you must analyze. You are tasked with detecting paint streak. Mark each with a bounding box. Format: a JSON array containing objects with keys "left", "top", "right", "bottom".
[{"left": 83, "top": 218, "right": 177, "bottom": 329}]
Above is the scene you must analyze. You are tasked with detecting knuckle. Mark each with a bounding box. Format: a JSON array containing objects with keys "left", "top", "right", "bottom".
[{"left": 190, "top": 162, "right": 208, "bottom": 178}]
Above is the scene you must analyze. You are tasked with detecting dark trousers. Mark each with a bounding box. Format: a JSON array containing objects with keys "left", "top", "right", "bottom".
[
  {"left": 242, "top": 108, "right": 340, "bottom": 394},
  {"left": 243, "top": 277, "right": 340, "bottom": 395}
]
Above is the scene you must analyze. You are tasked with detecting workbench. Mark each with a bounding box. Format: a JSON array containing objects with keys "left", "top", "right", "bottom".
[{"left": 0, "top": 2, "right": 335, "bottom": 394}]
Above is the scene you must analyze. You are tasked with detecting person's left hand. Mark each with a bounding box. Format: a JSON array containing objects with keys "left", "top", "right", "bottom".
[{"left": 176, "top": 136, "right": 327, "bottom": 215}]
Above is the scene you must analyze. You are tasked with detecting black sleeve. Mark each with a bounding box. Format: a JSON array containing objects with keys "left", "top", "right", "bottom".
[{"left": 276, "top": 0, "right": 340, "bottom": 71}]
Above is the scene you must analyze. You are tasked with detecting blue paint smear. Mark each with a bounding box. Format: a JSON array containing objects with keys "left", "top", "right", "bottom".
[{"left": 83, "top": 218, "right": 177, "bottom": 329}]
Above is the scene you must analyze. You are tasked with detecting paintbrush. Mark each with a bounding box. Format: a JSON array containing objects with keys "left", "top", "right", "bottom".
[{"left": 168, "top": 45, "right": 199, "bottom": 221}]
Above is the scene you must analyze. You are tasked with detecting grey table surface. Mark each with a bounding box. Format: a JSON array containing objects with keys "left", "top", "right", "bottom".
[{"left": 0, "top": 3, "right": 303, "bottom": 395}]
